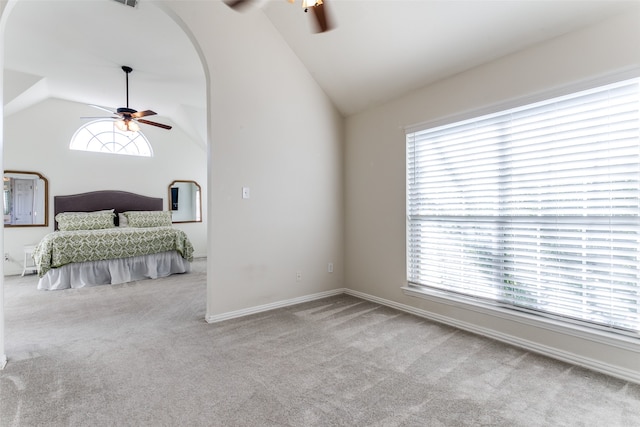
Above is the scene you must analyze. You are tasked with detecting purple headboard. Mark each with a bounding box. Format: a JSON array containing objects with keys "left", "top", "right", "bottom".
[{"left": 54, "top": 190, "right": 163, "bottom": 230}]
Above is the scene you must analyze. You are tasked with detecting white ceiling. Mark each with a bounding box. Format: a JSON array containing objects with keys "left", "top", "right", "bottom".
[
  {"left": 3, "top": 0, "right": 637, "bottom": 139},
  {"left": 263, "top": 0, "right": 637, "bottom": 116}
]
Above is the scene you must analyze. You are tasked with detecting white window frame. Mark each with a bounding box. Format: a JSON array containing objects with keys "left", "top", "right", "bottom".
[
  {"left": 403, "top": 71, "right": 640, "bottom": 349},
  {"left": 70, "top": 119, "right": 153, "bottom": 157}
]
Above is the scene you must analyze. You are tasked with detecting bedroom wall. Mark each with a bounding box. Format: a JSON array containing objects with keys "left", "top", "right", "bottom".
[
  {"left": 344, "top": 9, "right": 640, "bottom": 379},
  {"left": 0, "top": 0, "right": 8, "bottom": 369},
  {"left": 164, "top": 2, "right": 345, "bottom": 318},
  {"left": 3, "top": 97, "right": 207, "bottom": 275}
]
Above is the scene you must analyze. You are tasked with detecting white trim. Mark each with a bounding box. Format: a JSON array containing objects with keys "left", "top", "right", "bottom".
[
  {"left": 345, "top": 288, "right": 640, "bottom": 385},
  {"left": 404, "top": 67, "right": 640, "bottom": 134},
  {"left": 0, "top": 354, "right": 6, "bottom": 370},
  {"left": 400, "top": 286, "right": 640, "bottom": 351},
  {"left": 205, "top": 289, "right": 346, "bottom": 323}
]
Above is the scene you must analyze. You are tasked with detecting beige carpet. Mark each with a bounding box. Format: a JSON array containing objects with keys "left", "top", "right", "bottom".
[{"left": 1, "top": 259, "right": 639, "bottom": 426}]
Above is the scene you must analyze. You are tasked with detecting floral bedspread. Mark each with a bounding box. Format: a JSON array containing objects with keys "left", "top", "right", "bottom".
[{"left": 33, "top": 226, "right": 194, "bottom": 276}]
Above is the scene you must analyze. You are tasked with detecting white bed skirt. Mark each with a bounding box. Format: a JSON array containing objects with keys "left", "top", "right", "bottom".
[{"left": 37, "top": 250, "right": 191, "bottom": 291}]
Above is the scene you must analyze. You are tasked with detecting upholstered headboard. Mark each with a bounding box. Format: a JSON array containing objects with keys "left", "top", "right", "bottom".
[{"left": 54, "top": 190, "right": 163, "bottom": 230}]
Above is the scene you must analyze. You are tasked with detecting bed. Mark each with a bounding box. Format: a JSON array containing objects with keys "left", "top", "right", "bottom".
[{"left": 34, "top": 190, "right": 194, "bottom": 290}]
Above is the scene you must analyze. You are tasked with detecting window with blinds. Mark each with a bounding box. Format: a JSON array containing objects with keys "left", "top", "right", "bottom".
[{"left": 406, "top": 77, "right": 640, "bottom": 336}]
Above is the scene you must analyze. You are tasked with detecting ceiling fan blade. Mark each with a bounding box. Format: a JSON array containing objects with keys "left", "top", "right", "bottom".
[
  {"left": 131, "top": 110, "right": 157, "bottom": 118},
  {"left": 137, "top": 118, "right": 172, "bottom": 130},
  {"left": 224, "top": 0, "right": 252, "bottom": 11},
  {"left": 89, "top": 104, "right": 116, "bottom": 114},
  {"left": 310, "top": 1, "right": 333, "bottom": 33}
]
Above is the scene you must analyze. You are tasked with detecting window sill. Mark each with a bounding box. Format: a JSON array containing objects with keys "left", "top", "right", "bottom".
[{"left": 401, "top": 285, "right": 640, "bottom": 353}]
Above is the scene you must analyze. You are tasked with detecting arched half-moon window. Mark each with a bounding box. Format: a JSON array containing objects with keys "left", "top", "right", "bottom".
[{"left": 70, "top": 119, "right": 153, "bottom": 157}]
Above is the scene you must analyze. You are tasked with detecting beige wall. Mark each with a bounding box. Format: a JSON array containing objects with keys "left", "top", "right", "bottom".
[
  {"left": 0, "top": 0, "right": 8, "bottom": 368},
  {"left": 345, "top": 9, "right": 640, "bottom": 377},
  {"left": 164, "top": 2, "right": 345, "bottom": 317}
]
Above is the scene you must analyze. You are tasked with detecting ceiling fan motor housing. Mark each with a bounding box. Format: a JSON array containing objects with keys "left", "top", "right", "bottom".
[{"left": 117, "top": 107, "right": 137, "bottom": 115}]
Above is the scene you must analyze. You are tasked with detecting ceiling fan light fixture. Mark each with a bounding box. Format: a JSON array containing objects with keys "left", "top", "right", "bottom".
[
  {"left": 301, "top": 0, "right": 322, "bottom": 10},
  {"left": 115, "top": 119, "right": 139, "bottom": 132},
  {"left": 115, "top": 120, "right": 127, "bottom": 131},
  {"left": 127, "top": 121, "right": 140, "bottom": 132}
]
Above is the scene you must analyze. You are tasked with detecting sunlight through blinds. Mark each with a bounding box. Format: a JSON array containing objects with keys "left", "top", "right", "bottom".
[{"left": 407, "top": 77, "right": 640, "bottom": 335}]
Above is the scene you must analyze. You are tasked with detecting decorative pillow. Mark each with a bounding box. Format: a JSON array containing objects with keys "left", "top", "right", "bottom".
[
  {"left": 124, "top": 210, "right": 172, "bottom": 228},
  {"left": 56, "top": 210, "right": 116, "bottom": 231}
]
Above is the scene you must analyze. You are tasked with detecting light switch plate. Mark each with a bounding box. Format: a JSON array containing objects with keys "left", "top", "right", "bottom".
[{"left": 242, "top": 187, "right": 250, "bottom": 199}]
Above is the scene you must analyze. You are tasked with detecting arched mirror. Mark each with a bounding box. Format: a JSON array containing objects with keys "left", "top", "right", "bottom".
[
  {"left": 168, "top": 180, "right": 202, "bottom": 223},
  {"left": 4, "top": 170, "right": 49, "bottom": 227}
]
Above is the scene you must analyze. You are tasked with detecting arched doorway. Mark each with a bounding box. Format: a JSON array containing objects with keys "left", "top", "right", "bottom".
[{"left": 0, "top": 0, "right": 210, "bottom": 368}]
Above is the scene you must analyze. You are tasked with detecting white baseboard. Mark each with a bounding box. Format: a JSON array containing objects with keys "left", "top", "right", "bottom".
[
  {"left": 0, "top": 354, "right": 6, "bottom": 370},
  {"left": 205, "top": 288, "right": 346, "bottom": 323},
  {"left": 344, "top": 288, "right": 640, "bottom": 385}
]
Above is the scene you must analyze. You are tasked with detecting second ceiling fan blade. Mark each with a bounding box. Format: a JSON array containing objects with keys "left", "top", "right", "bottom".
[
  {"left": 310, "top": 1, "right": 332, "bottom": 33},
  {"left": 137, "top": 119, "right": 172, "bottom": 130},
  {"left": 131, "top": 110, "right": 157, "bottom": 118},
  {"left": 224, "top": 0, "right": 252, "bottom": 10},
  {"left": 89, "top": 104, "right": 116, "bottom": 114}
]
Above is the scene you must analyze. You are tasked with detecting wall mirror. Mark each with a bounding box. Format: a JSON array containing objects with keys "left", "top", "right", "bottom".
[
  {"left": 4, "top": 170, "right": 49, "bottom": 227},
  {"left": 168, "top": 180, "right": 202, "bottom": 223}
]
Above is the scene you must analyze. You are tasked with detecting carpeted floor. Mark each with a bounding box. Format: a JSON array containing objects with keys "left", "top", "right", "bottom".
[{"left": 1, "top": 259, "right": 639, "bottom": 426}]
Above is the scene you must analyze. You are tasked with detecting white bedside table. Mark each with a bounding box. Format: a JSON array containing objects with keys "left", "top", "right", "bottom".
[{"left": 22, "top": 245, "right": 37, "bottom": 276}]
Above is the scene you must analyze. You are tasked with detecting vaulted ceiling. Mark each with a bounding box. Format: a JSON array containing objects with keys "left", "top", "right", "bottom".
[{"left": 3, "top": 0, "right": 637, "bottom": 141}]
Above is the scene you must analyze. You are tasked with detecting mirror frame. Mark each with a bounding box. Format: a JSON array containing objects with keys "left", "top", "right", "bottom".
[
  {"left": 168, "top": 180, "right": 202, "bottom": 224},
  {"left": 4, "top": 170, "right": 49, "bottom": 228}
]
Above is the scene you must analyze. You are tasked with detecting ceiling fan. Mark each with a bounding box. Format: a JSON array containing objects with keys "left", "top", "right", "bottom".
[
  {"left": 87, "top": 66, "right": 172, "bottom": 132},
  {"left": 225, "top": 0, "right": 333, "bottom": 33}
]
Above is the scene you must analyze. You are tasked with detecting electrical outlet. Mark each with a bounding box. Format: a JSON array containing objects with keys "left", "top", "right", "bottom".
[
  {"left": 328, "top": 263, "right": 334, "bottom": 273},
  {"left": 4, "top": 253, "right": 9, "bottom": 261},
  {"left": 296, "top": 271, "right": 302, "bottom": 281}
]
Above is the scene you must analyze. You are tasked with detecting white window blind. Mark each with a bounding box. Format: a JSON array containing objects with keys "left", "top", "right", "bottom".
[{"left": 407, "top": 78, "right": 640, "bottom": 335}]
